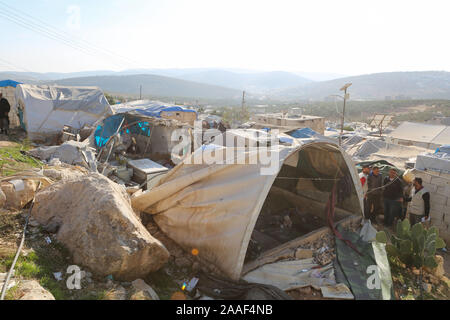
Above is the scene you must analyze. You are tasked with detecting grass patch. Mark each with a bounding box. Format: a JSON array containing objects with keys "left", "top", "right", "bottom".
[
  {"left": 145, "top": 262, "right": 182, "bottom": 300},
  {"left": 0, "top": 142, "right": 42, "bottom": 176},
  {"left": 4, "top": 284, "right": 21, "bottom": 300}
]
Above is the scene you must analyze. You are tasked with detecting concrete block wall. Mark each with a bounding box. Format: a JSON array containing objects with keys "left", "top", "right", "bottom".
[
  {"left": 0, "top": 86, "right": 20, "bottom": 128},
  {"left": 412, "top": 169, "right": 450, "bottom": 244}
]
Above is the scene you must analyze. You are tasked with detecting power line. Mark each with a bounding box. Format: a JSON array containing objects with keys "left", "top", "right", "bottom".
[
  {"left": 0, "top": 57, "right": 33, "bottom": 73},
  {"left": 0, "top": 1, "right": 141, "bottom": 68},
  {"left": 0, "top": 2, "right": 145, "bottom": 70},
  {"left": 0, "top": 12, "right": 104, "bottom": 61}
]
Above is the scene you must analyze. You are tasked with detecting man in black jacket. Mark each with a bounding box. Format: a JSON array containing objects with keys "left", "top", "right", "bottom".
[
  {"left": 383, "top": 169, "right": 404, "bottom": 227},
  {"left": 0, "top": 93, "right": 11, "bottom": 135},
  {"left": 367, "top": 166, "right": 383, "bottom": 224}
]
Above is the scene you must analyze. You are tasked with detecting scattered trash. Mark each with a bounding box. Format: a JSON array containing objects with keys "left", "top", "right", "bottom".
[
  {"left": 321, "top": 284, "right": 354, "bottom": 300},
  {"left": 318, "top": 246, "right": 329, "bottom": 254},
  {"left": 53, "top": 272, "right": 63, "bottom": 281},
  {"left": 185, "top": 277, "right": 199, "bottom": 293},
  {"left": 45, "top": 237, "right": 52, "bottom": 244}
]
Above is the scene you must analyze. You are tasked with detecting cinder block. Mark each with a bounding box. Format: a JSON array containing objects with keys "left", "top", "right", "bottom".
[
  {"left": 424, "top": 183, "right": 438, "bottom": 193},
  {"left": 431, "top": 194, "right": 447, "bottom": 206},
  {"left": 432, "top": 214, "right": 444, "bottom": 227},
  {"left": 439, "top": 185, "right": 450, "bottom": 197},
  {"left": 414, "top": 171, "right": 432, "bottom": 184},
  {"left": 431, "top": 176, "right": 450, "bottom": 187}
]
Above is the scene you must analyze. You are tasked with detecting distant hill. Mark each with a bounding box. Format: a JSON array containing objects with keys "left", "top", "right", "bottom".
[
  {"left": 278, "top": 71, "right": 450, "bottom": 100},
  {"left": 44, "top": 74, "right": 244, "bottom": 100},
  {"left": 0, "top": 69, "right": 313, "bottom": 93},
  {"left": 174, "top": 70, "right": 312, "bottom": 93},
  {"left": 3, "top": 70, "right": 450, "bottom": 101}
]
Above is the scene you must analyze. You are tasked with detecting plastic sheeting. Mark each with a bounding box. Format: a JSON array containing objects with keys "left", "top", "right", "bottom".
[
  {"left": 93, "top": 114, "right": 151, "bottom": 148},
  {"left": 15, "top": 84, "right": 113, "bottom": 140},
  {"left": 112, "top": 100, "right": 197, "bottom": 118},
  {"left": 415, "top": 153, "right": 450, "bottom": 173},
  {"left": 0, "top": 80, "right": 21, "bottom": 88},
  {"left": 286, "top": 128, "right": 319, "bottom": 139},
  {"left": 132, "top": 133, "right": 364, "bottom": 280}
]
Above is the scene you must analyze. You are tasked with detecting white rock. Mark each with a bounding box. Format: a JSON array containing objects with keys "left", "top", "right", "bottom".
[
  {"left": 131, "top": 279, "right": 160, "bottom": 300},
  {"left": 32, "top": 174, "right": 170, "bottom": 281},
  {"left": 17, "top": 280, "right": 55, "bottom": 300}
]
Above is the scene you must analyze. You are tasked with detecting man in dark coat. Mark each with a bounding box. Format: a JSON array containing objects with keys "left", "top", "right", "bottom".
[
  {"left": 0, "top": 93, "right": 11, "bottom": 135},
  {"left": 383, "top": 169, "right": 404, "bottom": 227},
  {"left": 367, "top": 166, "right": 383, "bottom": 224}
]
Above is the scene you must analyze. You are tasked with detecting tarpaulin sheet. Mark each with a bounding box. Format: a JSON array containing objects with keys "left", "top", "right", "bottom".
[
  {"left": 113, "top": 100, "right": 197, "bottom": 118},
  {"left": 287, "top": 128, "right": 319, "bottom": 139},
  {"left": 335, "top": 227, "right": 393, "bottom": 300},
  {"left": 15, "top": 84, "right": 113, "bottom": 140},
  {"left": 132, "top": 132, "right": 365, "bottom": 280},
  {"left": 93, "top": 114, "right": 151, "bottom": 148},
  {"left": 0, "top": 80, "right": 21, "bottom": 88}
]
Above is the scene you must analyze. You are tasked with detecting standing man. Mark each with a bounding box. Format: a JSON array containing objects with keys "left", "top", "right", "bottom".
[
  {"left": 383, "top": 169, "right": 404, "bottom": 227},
  {"left": 367, "top": 166, "right": 383, "bottom": 224},
  {"left": 406, "top": 178, "right": 431, "bottom": 226},
  {"left": 0, "top": 92, "right": 11, "bottom": 135},
  {"left": 359, "top": 165, "right": 371, "bottom": 220}
]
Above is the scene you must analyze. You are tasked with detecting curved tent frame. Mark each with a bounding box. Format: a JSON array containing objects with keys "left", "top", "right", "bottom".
[{"left": 132, "top": 133, "right": 364, "bottom": 280}]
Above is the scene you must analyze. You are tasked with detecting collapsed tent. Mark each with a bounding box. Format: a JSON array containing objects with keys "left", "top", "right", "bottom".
[
  {"left": 91, "top": 112, "right": 192, "bottom": 163},
  {"left": 15, "top": 84, "right": 113, "bottom": 141},
  {"left": 112, "top": 100, "right": 197, "bottom": 125},
  {"left": 350, "top": 139, "right": 428, "bottom": 169},
  {"left": 132, "top": 131, "right": 364, "bottom": 280}
]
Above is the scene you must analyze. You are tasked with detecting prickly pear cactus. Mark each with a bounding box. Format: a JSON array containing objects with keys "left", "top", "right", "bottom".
[{"left": 376, "top": 220, "right": 446, "bottom": 270}]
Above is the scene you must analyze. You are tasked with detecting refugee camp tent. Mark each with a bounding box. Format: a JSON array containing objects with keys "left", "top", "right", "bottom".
[
  {"left": 0, "top": 79, "right": 22, "bottom": 128},
  {"left": 113, "top": 100, "right": 197, "bottom": 125},
  {"left": 415, "top": 152, "right": 450, "bottom": 174},
  {"left": 132, "top": 130, "right": 364, "bottom": 280},
  {"left": 15, "top": 84, "right": 113, "bottom": 141},
  {"left": 388, "top": 122, "right": 450, "bottom": 150}
]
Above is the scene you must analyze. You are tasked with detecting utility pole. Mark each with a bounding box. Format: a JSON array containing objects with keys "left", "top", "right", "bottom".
[
  {"left": 242, "top": 91, "right": 246, "bottom": 112},
  {"left": 139, "top": 85, "right": 142, "bottom": 100},
  {"left": 339, "top": 83, "right": 352, "bottom": 147}
]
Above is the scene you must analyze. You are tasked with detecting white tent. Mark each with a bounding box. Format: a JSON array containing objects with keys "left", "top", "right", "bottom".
[
  {"left": 132, "top": 131, "right": 364, "bottom": 280},
  {"left": 389, "top": 122, "right": 450, "bottom": 150},
  {"left": 15, "top": 84, "right": 113, "bottom": 140}
]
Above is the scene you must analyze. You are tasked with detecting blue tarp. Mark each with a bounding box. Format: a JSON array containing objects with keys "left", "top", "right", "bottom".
[
  {"left": 287, "top": 128, "right": 319, "bottom": 139},
  {"left": 94, "top": 114, "right": 151, "bottom": 148},
  {"left": 436, "top": 145, "right": 450, "bottom": 154},
  {"left": 121, "top": 105, "right": 197, "bottom": 119},
  {"left": 0, "top": 80, "right": 21, "bottom": 88}
]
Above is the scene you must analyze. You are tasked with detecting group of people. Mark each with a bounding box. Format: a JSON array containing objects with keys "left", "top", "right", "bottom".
[{"left": 360, "top": 165, "right": 431, "bottom": 227}]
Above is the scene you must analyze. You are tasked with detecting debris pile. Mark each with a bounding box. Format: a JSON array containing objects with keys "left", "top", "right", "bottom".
[{"left": 28, "top": 141, "right": 97, "bottom": 171}]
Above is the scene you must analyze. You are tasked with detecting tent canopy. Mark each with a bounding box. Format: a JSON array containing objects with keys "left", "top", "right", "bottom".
[
  {"left": 389, "top": 122, "right": 449, "bottom": 145},
  {"left": 132, "top": 132, "right": 364, "bottom": 280},
  {"left": 15, "top": 84, "right": 113, "bottom": 140},
  {"left": 113, "top": 100, "right": 197, "bottom": 118}
]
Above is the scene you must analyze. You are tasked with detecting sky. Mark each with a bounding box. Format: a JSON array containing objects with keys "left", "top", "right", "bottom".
[{"left": 0, "top": 0, "right": 449, "bottom": 75}]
